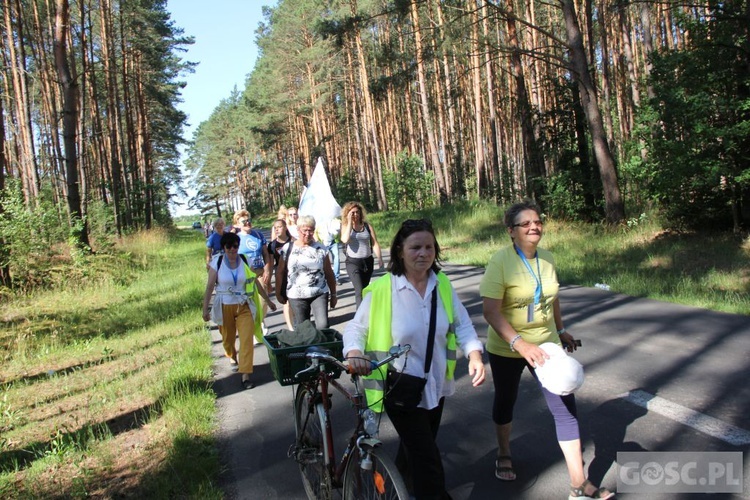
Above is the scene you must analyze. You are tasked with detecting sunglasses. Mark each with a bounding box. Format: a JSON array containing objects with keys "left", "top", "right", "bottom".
[
  {"left": 224, "top": 243, "right": 240, "bottom": 249},
  {"left": 512, "top": 219, "right": 544, "bottom": 228}
]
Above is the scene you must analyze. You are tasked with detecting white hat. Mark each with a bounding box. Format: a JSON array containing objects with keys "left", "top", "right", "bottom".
[{"left": 534, "top": 342, "right": 584, "bottom": 396}]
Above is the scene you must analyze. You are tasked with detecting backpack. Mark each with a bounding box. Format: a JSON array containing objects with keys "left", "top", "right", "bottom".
[{"left": 217, "top": 253, "right": 249, "bottom": 272}]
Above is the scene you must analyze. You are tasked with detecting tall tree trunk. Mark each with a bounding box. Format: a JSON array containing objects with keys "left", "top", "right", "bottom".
[
  {"left": 3, "top": 0, "right": 39, "bottom": 205},
  {"left": 54, "top": 0, "right": 89, "bottom": 249},
  {"left": 470, "top": 4, "right": 486, "bottom": 197},
  {"left": 482, "top": 2, "right": 500, "bottom": 197},
  {"left": 350, "top": 0, "right": 386, "bottom": 209},
  {"left": 0, "top": 92, "right": 10, "bottom": 286},
  {"left": 597, "top": 0, "right": 616, "bottom": 150},
  {"left": 100, "top": 0, "right": 124, "bottom": 233},
  {"left": 436, "top": 0, "right": 459, "bottom": 197},
  {"left": 428, "top": 0, "right": 452, "bottom": 198},
  {"left": 409, "top": 0, "right": 447, "bottom": 202},
  {"left": 561, "top": 0, "right": 624, "bottom": 224},
  {"left": 505, "top": 0, "right": 545, "bottom": 201}
]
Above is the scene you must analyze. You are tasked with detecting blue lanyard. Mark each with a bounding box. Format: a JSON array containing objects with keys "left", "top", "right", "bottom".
[
  {"left": 229, "top": 266, "right": 239, "bottom": 287},
  {"left": 514, "top": 245, "right": 542, "bottom": 305}
]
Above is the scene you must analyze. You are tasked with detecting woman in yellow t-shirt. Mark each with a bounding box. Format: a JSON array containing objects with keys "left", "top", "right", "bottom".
[{"left": 479, "top": 200, "right": 613, "bottom": 500}]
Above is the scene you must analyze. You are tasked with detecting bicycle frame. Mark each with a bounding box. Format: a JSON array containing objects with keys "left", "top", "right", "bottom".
[
  {"left": 291, "top": 344, "right": 411, "bottom": 498},
  {"left": 301, "top": 369, "right": 365, "bottom": 486}
]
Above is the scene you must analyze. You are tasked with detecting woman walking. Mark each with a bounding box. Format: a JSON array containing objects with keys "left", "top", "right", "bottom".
[
  {"left": 340, "top": 201, "right": 384, "bottom": 309},
  {"left": 344, "top": 218, "right": 485, "bottom": 499},
  {"left": 205, "top": 217, "right": 226, "bottom": 270},
  {"left": 203, "top": 232, "right": 276, "bottom": 389},
  {"left": 479, "top": 200, "right": 613, "bottom": 499},
  {"left": 275, "top": 215, "right": 337, "bottom": 329},
  {"left": 268, "top": 218, "right": 295, "bottom": 330}
]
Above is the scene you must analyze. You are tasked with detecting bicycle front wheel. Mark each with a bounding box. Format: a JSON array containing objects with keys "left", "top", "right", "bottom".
[
  {"left": 342, "top": 444, "right": 409, "bottom": 499},
  {"left": 294, "top": 385, "right": 333, "bottom": 500}
]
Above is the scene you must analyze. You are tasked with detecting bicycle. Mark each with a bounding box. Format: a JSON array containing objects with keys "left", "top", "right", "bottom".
[{"left": 288, "top": 344, "right": 412, "bottom": 500}]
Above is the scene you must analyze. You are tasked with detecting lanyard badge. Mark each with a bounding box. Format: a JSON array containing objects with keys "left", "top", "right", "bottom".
[{"left": 514, "top": 246, "right": 542, "bottom": 323}]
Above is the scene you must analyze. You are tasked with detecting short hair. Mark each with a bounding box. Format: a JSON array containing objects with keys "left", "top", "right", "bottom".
[
  {"left": 272, "top": 218, "right": 287, "bottom": 227},
  {"left": 220, "top": 232, "right": 240, "bottom": 248},
  {"left": 212, "top": 217, "right": 225, "bottom": 227},
  {"left": 233, "top": 209, "right": 250, "bottom": 224},
  {"left": 388, "top": 219, "right": 441, "bottom": 276},
  {"left": 297, "top": 215, "right": 316, "bottom": 229},
  {"left": 504, "top": 200, "right": 542, "bottom": 229}
]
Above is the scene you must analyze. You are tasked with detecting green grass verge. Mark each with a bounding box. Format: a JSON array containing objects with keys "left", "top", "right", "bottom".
[
  {"left": 368, "top": 200, "right": 749, "bottom": 315},
  {"left": 0, "top": 228, "right": 221, "bottom": 498}
]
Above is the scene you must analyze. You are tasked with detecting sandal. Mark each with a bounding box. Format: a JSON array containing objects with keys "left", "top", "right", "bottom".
[
  {"left": 569, "top": 479, "right": 614, "bottom": 499},
  {"left": 495, "top": 455, "right": 516, "bottom": 481},
  {"left": 241, "top": 375, "right": 255, "bottom": 390}
]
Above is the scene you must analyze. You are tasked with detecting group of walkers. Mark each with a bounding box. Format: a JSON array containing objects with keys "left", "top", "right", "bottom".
[
  {"left": 201, "top": 200, "right": 614, "bottom": 500},
  {"left": 201, "top": 203, "right": 384, "bottom": 386}
]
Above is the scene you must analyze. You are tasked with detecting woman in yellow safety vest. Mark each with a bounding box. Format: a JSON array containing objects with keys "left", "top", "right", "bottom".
[{"left": 344, "top": 218, "right": 485, "bottom": 500}]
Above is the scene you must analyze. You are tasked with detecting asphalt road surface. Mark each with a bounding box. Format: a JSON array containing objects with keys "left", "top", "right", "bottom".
[{"left": 208, "top": 248, "right": 750, "bottom": 499}]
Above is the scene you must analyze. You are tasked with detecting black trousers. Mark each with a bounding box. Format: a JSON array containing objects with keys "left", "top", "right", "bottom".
[
  {"left": 345, "top": 255, "right": 374, "bottom": 309},
  {"left": 385, "top": 397, "right": 451, "bottom": 500}
]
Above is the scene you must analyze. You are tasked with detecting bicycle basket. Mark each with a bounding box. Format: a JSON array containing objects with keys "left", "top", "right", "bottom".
[{"left": 263, "top": 329, "right": 344, "bottom": 386}]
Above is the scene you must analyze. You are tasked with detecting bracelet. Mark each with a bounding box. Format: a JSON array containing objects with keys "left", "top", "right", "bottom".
[
  {"left": 509, "top": 334, "right": 522, "bottom": 352},
  {"left": 557, "top": 327, "right": 567, "bottom": 335}
]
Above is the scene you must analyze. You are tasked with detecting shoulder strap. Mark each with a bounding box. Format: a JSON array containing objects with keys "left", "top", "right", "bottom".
[
  {"left": 218, "top": 254, "right": 249, "bottom": 271},
  {"left": 424, "top": 287, "right": 438, "bottom": 375}
]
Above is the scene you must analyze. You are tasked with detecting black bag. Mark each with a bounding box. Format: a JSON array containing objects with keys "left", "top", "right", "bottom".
[
  {"left": 385, "top": 370, "right": 427, "bottom": 408},
  {"left": 384, "top": 288, "right": 437, "bottom": 410}
]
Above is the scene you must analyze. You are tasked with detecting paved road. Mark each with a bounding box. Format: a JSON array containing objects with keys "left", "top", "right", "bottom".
[{"left": 209, "top": 249, "right": 750, "bottom": 499}]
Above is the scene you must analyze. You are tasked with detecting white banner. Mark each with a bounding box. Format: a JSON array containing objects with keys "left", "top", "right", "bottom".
[{"left": 298, "top": 157, "right": 342, "bottom": 232}]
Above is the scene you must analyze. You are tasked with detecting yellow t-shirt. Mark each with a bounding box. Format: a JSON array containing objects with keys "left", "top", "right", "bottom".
[{"left": 479, "top": 245, "right": 560, "bottom": 358}]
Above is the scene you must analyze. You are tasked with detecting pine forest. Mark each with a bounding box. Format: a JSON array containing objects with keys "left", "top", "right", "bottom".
[{"left": 1, "top": 0, "right": 749, "bottom": 286}]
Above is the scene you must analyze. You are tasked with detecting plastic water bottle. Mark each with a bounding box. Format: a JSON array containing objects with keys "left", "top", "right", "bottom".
[
  {"left": 594, "top": 283, "right": 611, "bottom": 291},
  {"left": 362, "top": 408, "right": 379, "bottom": 437}
]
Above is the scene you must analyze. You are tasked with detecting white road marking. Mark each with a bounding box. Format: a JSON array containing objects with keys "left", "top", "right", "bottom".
[{"left": 619, "top": 389, "right": 750, "bottom": 447}]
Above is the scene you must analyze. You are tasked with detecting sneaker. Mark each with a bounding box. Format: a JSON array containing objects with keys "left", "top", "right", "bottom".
[{"left": 261, "top": 324, "right": 269, "bottom": 336}]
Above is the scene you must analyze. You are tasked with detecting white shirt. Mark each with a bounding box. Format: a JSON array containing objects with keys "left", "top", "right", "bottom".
[
  {"left": 343, "top": 272, "right": 484, "bottom": 410},
  {"left": 209, "top": 254, "right": 256, "bottom": 325}
]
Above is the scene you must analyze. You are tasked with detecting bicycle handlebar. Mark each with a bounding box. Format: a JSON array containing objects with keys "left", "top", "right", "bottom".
[{"left": 292, "top": 344, "right": 411, "bottom": 379}]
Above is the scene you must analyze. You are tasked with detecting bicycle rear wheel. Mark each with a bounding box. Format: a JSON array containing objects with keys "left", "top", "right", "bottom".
[
  {"left": 294, "top": 385, "right": 333, "bottom": 499},
  {"left": 342, "top": 444, "right": 409, "bottom": 499}
]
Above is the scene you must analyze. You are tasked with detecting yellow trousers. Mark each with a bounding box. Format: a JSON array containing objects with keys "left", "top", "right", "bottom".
[{"left": 219, "top": 302, "right": 256, "bottom": 374}]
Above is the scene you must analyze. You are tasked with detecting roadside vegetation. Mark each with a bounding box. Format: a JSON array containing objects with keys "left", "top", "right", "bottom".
[
  {"left": 367, "top": 201, "right": 750, "bottom": 315},
  {"left": 0, "top": 228, "right": 221, "bottom": 499},
  {"left": 1, "top": 203, "right": 747, "bottom": 498}
]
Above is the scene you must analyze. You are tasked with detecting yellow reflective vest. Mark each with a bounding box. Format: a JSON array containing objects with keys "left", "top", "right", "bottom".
[{"left": 362, "top": 272, "right": 457, "bottom": 412}]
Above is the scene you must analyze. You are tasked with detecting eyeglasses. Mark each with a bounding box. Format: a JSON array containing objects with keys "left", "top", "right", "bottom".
[
  {"left": 240, "top": 219, "right": 251, "bottom": 226},
  {"left": 512, "top": 219, "right": 544, "bottom": 228},
  {"left": 224, "top": 243, "right": 239, "bottom": 249}
]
